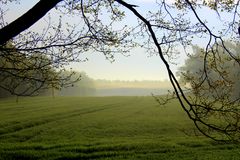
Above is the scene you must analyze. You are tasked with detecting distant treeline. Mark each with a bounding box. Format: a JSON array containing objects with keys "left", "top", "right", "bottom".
[
  {"left": 57, "top": 72, "right": 172, "bottom": 96},
  {"left": 0, "top": 70, "right": 172, "bottom": 97}
]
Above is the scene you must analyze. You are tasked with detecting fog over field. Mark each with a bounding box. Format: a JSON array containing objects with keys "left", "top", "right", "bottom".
[
  {"left": 56, "top": 72, "right": 172, "bottom": 97},
  {"left": 94, "top": 80, "right": 172, "bottom": 96}
]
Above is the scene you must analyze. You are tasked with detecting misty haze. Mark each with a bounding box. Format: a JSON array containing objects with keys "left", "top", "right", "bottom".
[{"left": 57, "top": 72, "right": 172, "bottom": 97}]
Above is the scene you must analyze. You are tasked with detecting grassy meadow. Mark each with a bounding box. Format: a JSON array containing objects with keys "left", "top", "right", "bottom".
[{"left": 0, "top": 96, "right": 239, "bottom": 160}]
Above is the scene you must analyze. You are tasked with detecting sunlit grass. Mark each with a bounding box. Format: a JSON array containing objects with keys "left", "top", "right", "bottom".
[{"left": 0, "top": 96, "right": 239, "bottom": 159}]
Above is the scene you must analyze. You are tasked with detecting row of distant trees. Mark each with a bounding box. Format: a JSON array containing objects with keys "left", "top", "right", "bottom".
[
  {"left": 56, "top": 73, "right": 171, "bottom": 97},
  {"left": 2, "top": 41, "right": 240, "bottom": 98},
  {"left": 0, "top": 42, "right": 172, "bottom": 97},
  {"left": 0, "top": 42, "right": 171, "bottom": 97}
]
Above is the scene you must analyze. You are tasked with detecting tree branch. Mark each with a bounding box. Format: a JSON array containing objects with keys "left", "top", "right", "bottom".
[{"left": 0, "top": 0, "right": 62, "bottom": 45}]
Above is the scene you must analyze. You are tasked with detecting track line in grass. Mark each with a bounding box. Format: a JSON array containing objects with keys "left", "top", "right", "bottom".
[
  {"left": 0, "top": 105, "right": 115, "bottom": 136},
  {"left": 0, "top": 97, "right": 142, "bottom": 137}
]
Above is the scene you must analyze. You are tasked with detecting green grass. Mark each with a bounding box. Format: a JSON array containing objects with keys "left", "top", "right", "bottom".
[{"left": 0, "top": 96, "right": 239, "bottom": 160}]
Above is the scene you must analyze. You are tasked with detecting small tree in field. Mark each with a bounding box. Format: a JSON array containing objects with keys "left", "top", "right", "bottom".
[{"left": 1, "top": 0, "right": 240, "bottom": 142}]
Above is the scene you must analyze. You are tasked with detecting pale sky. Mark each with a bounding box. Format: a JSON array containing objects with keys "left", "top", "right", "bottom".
[
  {"left": 71, "top": 48, "right": 172, "bottom": 81},
  {"left": 70, "top": 0, "right": 184, "bottom": 81},
  {"left": 2, "top": 0, "right": 223, "bottom": 81}
]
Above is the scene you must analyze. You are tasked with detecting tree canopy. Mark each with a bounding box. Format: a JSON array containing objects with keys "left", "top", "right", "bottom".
[
  {"left": 178, "top": 42, "right": 240, "bottom": 142},
  {"left": 1, "top": 0, "right": 240, "bottom": 142}
]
